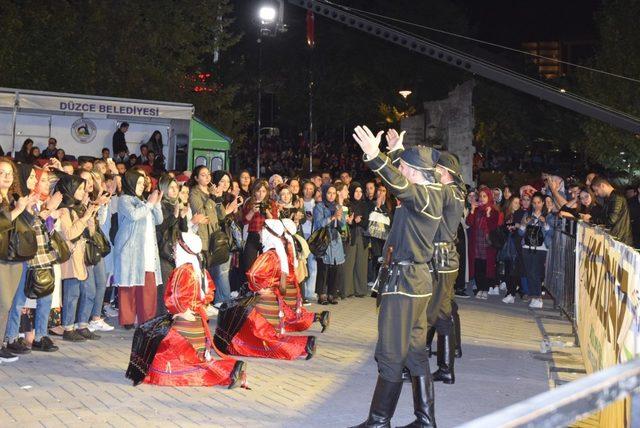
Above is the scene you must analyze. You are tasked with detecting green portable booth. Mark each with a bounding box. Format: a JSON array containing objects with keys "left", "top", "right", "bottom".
[{"left": 187, "top": 117, "right": 232, "bottom": 171}]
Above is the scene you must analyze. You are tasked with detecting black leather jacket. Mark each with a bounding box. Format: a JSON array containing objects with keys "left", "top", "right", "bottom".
[{"left": 593, "top": 192, "right": 633, "bottom": 246}]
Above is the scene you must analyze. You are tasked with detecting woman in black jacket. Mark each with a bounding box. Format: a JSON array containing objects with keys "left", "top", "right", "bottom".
[
  {"left": 342, "top": 182, "right": 370, "bottom": 298},
  {"left": 156, "top": 174, "right": 189, "bottom": 314}
]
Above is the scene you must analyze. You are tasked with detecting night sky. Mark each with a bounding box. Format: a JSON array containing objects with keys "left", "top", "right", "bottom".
[{"left": 460, "top": 0, "right": 602, "bottom": 43}]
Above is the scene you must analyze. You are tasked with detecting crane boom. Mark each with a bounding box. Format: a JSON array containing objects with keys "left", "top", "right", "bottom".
[{"left": 288, "top": 0, "right": 640, "bottom": 134}]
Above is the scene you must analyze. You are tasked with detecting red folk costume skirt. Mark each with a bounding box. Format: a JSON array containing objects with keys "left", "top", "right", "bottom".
[
  {"left": 145, "top": 315, "right": 238, "bottom": 387},
  {"left": 282, "top": 279, "right": 315, "bottom": 332}
]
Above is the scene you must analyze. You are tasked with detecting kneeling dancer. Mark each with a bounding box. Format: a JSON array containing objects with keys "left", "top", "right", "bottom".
[
  {"left": 126, "top": 232, "right": 246, "bottom": 388},
  {"left": 351, "top": 126, "right": 443, "bottom": 428},
  {"left": 214, "top": 220, "right": 321, "bottom": 360}
]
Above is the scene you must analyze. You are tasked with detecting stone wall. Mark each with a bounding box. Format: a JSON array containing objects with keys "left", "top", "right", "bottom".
[{"left": 401, "top": 80, "right": 475, "bottom": 185}]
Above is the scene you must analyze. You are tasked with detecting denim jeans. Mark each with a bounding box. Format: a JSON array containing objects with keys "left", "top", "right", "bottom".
[
  {"left": 90, "top": 259, "right": 108, "bottom": 319},
  {"left": 4, "top": 265, "right": 54, "bottom": 342},
  {"left": 304, "top": 253, "right": 318, "bottom": 300},
  {"left": 211, "top": 259, "right": 231, "bottom": 305},
  {"left": 63, "top": 268, "right": 97, "bottom": 329}
]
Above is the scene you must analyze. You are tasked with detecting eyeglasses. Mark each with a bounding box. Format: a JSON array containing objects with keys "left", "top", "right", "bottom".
[{"left": 0, "top": 171, "right": 13, "bottom": 177}]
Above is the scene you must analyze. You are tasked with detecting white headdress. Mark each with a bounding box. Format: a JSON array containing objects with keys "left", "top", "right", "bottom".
[{"left": 261, "top": 219, "right": 290, "bottom": 274}]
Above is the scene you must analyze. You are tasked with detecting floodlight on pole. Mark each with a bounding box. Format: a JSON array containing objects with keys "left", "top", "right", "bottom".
[
  {"left": 399, "top": 90, "right": 412, "bottom": 99},
  {"left": 259, "top": 6, "right": 277, "bottom": 23}
]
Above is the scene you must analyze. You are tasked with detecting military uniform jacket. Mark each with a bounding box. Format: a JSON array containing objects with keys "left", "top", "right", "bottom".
[
  {"left": 433, "top": 182, "right": 465, "bottom": 272},
  {"left": 365, "top": 150, "right": 443, "bottom": 265}
]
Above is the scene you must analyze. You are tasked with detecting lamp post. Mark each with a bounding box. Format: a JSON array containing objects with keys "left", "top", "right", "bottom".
[{"left": 255, "top": 1, "right": 285, "bottom": 178}]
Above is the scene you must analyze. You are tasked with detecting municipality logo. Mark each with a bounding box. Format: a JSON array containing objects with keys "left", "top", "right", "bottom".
[{"left": 71, "top": 118, "right": 97, "bottom": 143}]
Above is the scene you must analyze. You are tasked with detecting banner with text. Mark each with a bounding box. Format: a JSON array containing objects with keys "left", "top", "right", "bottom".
[{"left": 576, "top": 222, "right": 640, "bottom": 427}]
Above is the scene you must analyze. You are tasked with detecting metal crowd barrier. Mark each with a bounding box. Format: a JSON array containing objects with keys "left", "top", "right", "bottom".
[
  {"left": 544, "top": 217, "right": 577, "bottom": 323},
  {"left": 458, "top": 357, "right": 640, "bottom": 428}
]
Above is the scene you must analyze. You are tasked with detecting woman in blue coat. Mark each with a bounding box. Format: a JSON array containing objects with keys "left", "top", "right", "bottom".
[
  {"left": 313, "top": 184, "right": 345, "bottom": 305},
  {"left": 113, "top": 169, "right": 163, "bottom": 328}
]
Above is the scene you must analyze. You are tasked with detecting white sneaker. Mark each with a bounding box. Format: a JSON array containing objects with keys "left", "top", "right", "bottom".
[
  {"left": 205, "top": 305, "right": 219, "bottom": 317},
  {"left": 499, "top": 282, "right": 507, "bottom": 291},
  {"left": 502, "top": 294, "right": 515, "bottom": 304},
  {"left": 529, "top": 298, "right": 543, "bottom": 309},
  {"left": 481, "top": 291, "right": 488, "bottom": 300},
  {"left": 488, "top": 287, "right": 500, "bottom": 296},
  {"left": 475, "top": 291, "right": 484, "bottom": 299},
  {"left": 89, "top": 319, "right": 115, "bottom": 332}
]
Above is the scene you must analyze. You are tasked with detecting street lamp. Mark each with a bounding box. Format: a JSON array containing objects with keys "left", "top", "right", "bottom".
[
  {"left": 256, "top": 1, "right": 285, "bottom": 178},
  {"left": 399, "top": 90, "right": 412, "bottom": 99}
]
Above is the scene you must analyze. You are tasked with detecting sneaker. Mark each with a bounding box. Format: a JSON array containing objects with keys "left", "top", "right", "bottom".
[
  {"left": 481, "top": 291, "right": 488, "bottom": 300},
  {"left": 89, "top": 319, "right": 115, "bottom": 332},
  {"left": 488, "top": 287, "right": 500, "bottom": 296},
  {"left": 103, "top": 305, "right": 119, "bottom": 318},
  {"left": 32, "top": 336, "right": 59, "bottom": 352},
  {"left": 455, "top": 289, "right": 470, "bottom": 299},
  {"left": 499, "top": 282, "right": 507, "bottom": 291},
  {"left": 6, "top": 338, "right": 31, "bottom": 355},
  {"left": 502, "top": 294, "right": 515, "bottom": 304},
  {"left": 63, "top": 329, "right": 87, "bottom": 342},
  {"left": 0, "top": 347, "right": 18, "bottom": 363},
  {"left": 302, "top": 299, "right": 312, "bottom": 306},
  {"left": 205, "top": 305, "right": 219, "bottom": 318},
  {"left": 77, "top": 328, "right": 100, "bottom": 340},
  {"left": 49, "top": 326, "right": 65, "bottom": 336},
  {"left": 529, "top": 298, "right": 543, "bottom": 309}
]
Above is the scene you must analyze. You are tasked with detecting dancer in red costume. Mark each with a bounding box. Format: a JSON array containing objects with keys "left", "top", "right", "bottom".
[
  {"left": 127, "top": 232, "right": 246, "bottom": 388},
  {"left": 280, "top": 219, "right": 330, "bottom": 333},
  {"left": 214, "top": 220, "right": 324, "bottom": 360}
]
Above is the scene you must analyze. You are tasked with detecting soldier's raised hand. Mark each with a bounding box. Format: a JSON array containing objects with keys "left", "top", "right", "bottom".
[{"left": 353, "top": 125, "right": 383, "bottom": 159}]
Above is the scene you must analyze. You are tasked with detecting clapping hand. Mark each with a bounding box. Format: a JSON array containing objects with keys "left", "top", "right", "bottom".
[
  {"left": 385, "top": 129, "right": 406, "bottom": 152},
  {"left": 46, "top": 191, "right": 63, "bottom": 211},
  {"left": 353, "top": 125, "right": 383, "bottom": 159},
  {"left": 147, "top": 190, "right": 161, "bottom": 205}
]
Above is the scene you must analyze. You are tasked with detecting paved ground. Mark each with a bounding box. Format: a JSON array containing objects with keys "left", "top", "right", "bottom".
[{"left": 0, "top": 292, "right": 560, "bottom": 428}]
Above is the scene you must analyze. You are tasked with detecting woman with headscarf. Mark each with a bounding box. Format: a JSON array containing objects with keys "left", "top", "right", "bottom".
[
  {"left": 56, "top": 172, "right": 101, "bottom": 341},
  {"left": 135, "top": 232, "right": 247, "bottom": 387},
  {"left": 342, "top": 182, "right": 369, "bottom": 298},
  {"left": 113, "top": 169, "right": 163, "bottom": 328},
  {"left": 466, "top": 187, "right": 503, "bottom": 299},
  {"left": 3, "top": 166, "right": 64, "bottom": 353},
  {"left": 214, "top": 220, "right": 318, "bottom": 360},
  {"left": 313, "top": 184, "right": 346, "bottom": 305},
  {"left": 156, "top": 174, "right": 205, "bottom": 314}
]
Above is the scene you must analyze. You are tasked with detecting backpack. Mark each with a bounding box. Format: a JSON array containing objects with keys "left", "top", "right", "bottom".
[{"left": 524, "top": 222, "right": 544, "bottom": 247}]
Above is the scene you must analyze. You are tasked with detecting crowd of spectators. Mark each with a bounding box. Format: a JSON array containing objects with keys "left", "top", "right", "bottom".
[{"left": 0, "top": 125, "right": 638, "bottom": 367}]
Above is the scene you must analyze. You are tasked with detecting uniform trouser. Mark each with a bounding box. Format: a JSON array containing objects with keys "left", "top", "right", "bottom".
[
  {"left": 375, "top": 264, "right": 432, "bottom": 382},
  {"left": 427, "top": 270, "right": 457, "bottom": 334}
]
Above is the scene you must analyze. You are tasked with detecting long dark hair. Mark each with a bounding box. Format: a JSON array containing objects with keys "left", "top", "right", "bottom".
[
  {"left": 187, "top": 165, "right": 209, "bottom": 188},
  {"left": 148, "top": 130, "right": 163, "bottom": 145},
  {"left": 0, "top": 157, "right": 22, "bottom": 208}
]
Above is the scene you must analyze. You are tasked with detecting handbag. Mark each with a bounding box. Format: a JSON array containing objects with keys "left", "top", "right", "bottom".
[
  {"left": 206, "top": 229, "right": 230, "bottom": 268},
  {"left": 84, "top": 228, "right": 109, "bottom": 266},
  {"left": 488, "top": 227, "right": 507, "bottom": 250},
  {"left": 24, "top": 266, "right": 55, "bottom": 299},
  {"left": 367, "top": 209, "right": 390, "bottom": 241},
  {"left": 50, "top": 230, "right": 71, "bottom": 263},
  {"left": 308, "top": 227, "right": 330, "bottom": 257},
  {"left": 6, "top": 213, "right": 37, "bottom": 261}
]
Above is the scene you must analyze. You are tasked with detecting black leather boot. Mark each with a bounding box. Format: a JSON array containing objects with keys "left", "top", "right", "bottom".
[
  {"left": 431, "top": 333, "right": 455, "bottom": 384},
  {"left": 228, "top": 360, "right": 246, "bottom": 389},
  {"left": 305, "top": 336, "right": 316, "bottom": 360},
  {"left": 396, "top": 375, "right": 436, "bottom": 428},
  {"left": 316, "top": 311, "right": 330, "bottom": 333},
  {"left": 350, "top": 376, "right": 403, "bottom": 428},
  {"left": 453, "top": 311, "right": 462, "bottom": 358},
  {"left": 425, "top": 327, "right": 436, "bottom": 357}
]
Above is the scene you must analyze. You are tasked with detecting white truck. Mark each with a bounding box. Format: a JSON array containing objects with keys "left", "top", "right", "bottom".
[{"left": 0, "top": 87, "right": 231, "bottom": 171}]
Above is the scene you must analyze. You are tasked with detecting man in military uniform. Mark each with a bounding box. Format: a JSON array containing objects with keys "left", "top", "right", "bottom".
[
  {"left": 351, "top": 126, "right": 443, "bottom": 428},
  {"left": 426, "top": 152, "right": 466, "bottom": 385}
]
